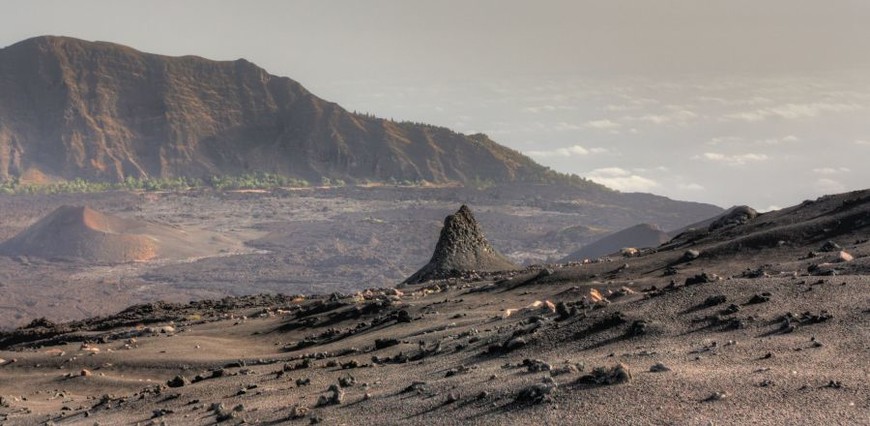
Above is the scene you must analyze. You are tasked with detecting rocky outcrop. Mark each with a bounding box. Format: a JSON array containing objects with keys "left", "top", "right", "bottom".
[
  {"left": 708, "top": 206, "right": 758, "bottom": 231},
  {"left": 403, "top": 205, "right": 517, "bottom": 284}
]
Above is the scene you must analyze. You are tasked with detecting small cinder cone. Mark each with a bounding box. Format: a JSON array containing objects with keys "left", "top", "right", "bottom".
[{"left": 403, "top": 205, "right": 517, "bottom": 284}]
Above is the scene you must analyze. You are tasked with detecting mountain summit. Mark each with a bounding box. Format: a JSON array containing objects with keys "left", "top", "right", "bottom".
[
  {"left": 0, "top": 36, "right": 569, "bottom": 185},
  {"left": 404, "top": 205, "right": 518, "bottom": 284}
]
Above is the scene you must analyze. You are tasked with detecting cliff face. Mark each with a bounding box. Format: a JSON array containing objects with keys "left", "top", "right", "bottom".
[{"left": 0, "top": 36, "right": 552, "bottom": 184}]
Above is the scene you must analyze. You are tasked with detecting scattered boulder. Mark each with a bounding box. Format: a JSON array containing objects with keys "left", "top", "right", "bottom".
[
  {"left": 747, "top": 293, "right": 771, "bottom": 304},
  {"left": 487, "top": 336, "right": 527, "bottom": 354},
  {"left": 649, "top": 362, "right": 671, "bottom": 372},
  {"left": 515, "top": 378, "right": 557, "bottom": 404},
  {"left": 402, "top": 381, "right": 430, "bottom": 395},
  {"left": 837, "top": 251, "right": 854, "bottom": 262},
  {"left": 289, "top": 405, "right": 308, "bottom": 419},
  {"left": 708, "top": 206, "right": 757, "bottom": 231},
  {"left": 550, "top": 363, "right": 582, "bottom": 376},
  {"left": 682, "top": 250, "right": 701, "bottom": 262},
  {"left": 167, "top": 375, "right": 190, "bottom": 388},
  {"left": 625, "top": 320, "right": 650, "bottom": 337},
  {"left": 338, "top": 375, "right": 356, "bottom": 388},
  {"left": 577, "top": 363, "right": 632, "bottom": 385},
  {"left": 820, "top": 241, "right": 842, "bottom": 252},
  {"left": 316, "top": 384, "right": 344, "bottom": 406},
  {"left": 523, "top": 359, "right": 552, "bottom": 373},
  {"left": 704, "top": 295, "right": 727, "bottom": 307},
  {"left": 703, "top": 391, "right": 728, "bottom": 402},
  {"left": 685, "top": 273, "right": 717, "bottom": 286},
  {"left": 396, "top": 310, "right": 413, "bottom": 323},
  {"left": 374, "top": 338, "right": 400, "bottom": 349},
  {"left": 721, "top": 304, "right": 741, "bottom": 315}
]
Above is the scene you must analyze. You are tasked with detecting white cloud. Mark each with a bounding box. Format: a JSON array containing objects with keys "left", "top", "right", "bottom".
[
  {"left": 604, "top": 104, "right": 635, "bottom": 112},
  {"left": 586, "top": 167, "right": 659, "bottom": 192},
  {"left": 725, "top": 102, "right": 863, "bottom": 122},
  {"left": 584, "top": 119, "right": 621, "bottom": 130},
  {"left": 707, "top": 136, "right": 744, "bottom": 146},
  {"left": 708, "top": 135, "right": 798, "bottom": 146},
  {"left": 523, "top": 105, "right": 575, "bottom": 114},
  {"left": 553, "top": 122, "right": 583, "bottom": 131},
  {"left": 812, "top": 167, "right": 850, "bottom": 175},
  {"left": 678, "top": 183, "right": 705, "bottom": 191},
  {"left": 697, "top": 152, "right": 769, "bottom": 166},
  {"left": 526, "top": 145, "right": 606, "bottom": 158},
  {"left": 856, "top": 139, "right": 870, "bottom": 146},
  {"left": 757, "top": 135, "right": 799, "bottom": 145},
  {"left": 814, "top": 178, "right": 846, "bottom": 194},
  {"left": 635, "top": 109, "right": 698, "bottom": 125}
]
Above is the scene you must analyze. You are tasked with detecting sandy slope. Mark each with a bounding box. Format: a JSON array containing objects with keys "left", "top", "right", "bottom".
[
  {"left": 1, "top": 243, "right": 868, "bottom": 425},
  {"left": 0, "top": 190, "right": 868, "bottom": 425}
]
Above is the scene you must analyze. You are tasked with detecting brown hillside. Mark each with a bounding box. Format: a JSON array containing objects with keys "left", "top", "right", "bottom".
[
  {"left": 0, "top": 36, "right": 564, "bottom": 186},
  {"left": 0, "top": 205, "right": 237, "bottom": 263}
]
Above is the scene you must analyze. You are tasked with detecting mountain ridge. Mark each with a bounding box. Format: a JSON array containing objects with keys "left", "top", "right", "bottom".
[{"left": 0, "top": 35, "right": 593, "bottom": 188}]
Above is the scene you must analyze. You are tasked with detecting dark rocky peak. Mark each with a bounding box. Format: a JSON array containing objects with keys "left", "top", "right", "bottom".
[{"left": 403, "top": 205, "right": 517, "bottom": 284}]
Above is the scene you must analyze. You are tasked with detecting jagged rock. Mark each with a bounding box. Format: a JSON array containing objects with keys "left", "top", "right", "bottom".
[
  {"left": 289, "top": 405, "right": 308, "bottom": 419},
  {"left": 523, "top": 359, "right": 552, "bottom": 372},
  {"left": 649, "top": 362, "right": 671, "bottom": 372},
  {"left": 166, "top": 375, "right": 189, "bottom": 388},
  {"left": 626, "top": 320, "right": 650, "bottom": 337},
  {"left": 721, "top": 304, "right": 741, "bottom": 315},
  {"left": 747, "top": 293, "right": 771, "bottom": 304},
  {"left": 685, "top": 272, "right": 717, "bottom": 285},
  {"left": 837, "top": 251, "right": 854, "bottom": 262},
  {"left": 403, "top": 205, "right": 518, "bottom": 284},
  {"left": 338, "top": 376, "right": 356, "bottom": 388},
  {"left": 577, "top": 363, "right": 632, "bottom": 385},
  {"left": 515, "top": 379, "right": 557, "bottom": 404},
  {"left": 682, "top": 250, "right": 701, "bottom": 261},
  {"left": 820, "top": 241, "right": 842, "bottom": 252},
  {"left": 704, "top": 295, "right": 727, "bottom": 307},
  {"left": 708, "top": 206, "right": 757, "bottom": 231},
  {"left": 703, "top": 391, "right": 728, "bottom": 402},
  {"left": 374, "top": 338, "right": 400, "bottom": 349},
  {"left": 316, "top": 384, "right": 343, "bottom": 406}
]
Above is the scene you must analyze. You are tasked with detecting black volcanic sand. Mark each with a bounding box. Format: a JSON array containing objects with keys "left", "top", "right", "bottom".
[{"left": 0, "top": 189, "right": 868, "bottom": 424}]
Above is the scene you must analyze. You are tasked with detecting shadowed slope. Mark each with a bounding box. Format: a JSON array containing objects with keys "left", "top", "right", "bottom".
[{"left": 561, "top": 223, "right": 670, "bottom": 262}]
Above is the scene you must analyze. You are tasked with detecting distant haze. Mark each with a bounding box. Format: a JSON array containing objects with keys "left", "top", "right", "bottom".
[{"left": 3, "top": 0, "right": 869, "bottom": 209}]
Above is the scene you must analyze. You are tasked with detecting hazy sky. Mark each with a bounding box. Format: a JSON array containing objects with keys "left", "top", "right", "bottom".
[{"left": 3, "top": 1, "right": 870, "bottom": 209}]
